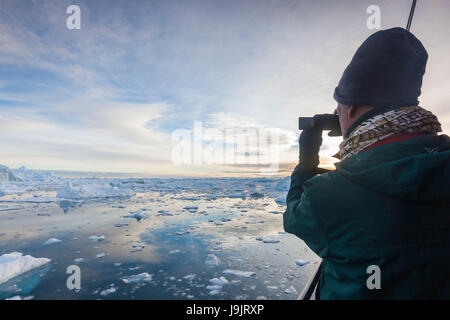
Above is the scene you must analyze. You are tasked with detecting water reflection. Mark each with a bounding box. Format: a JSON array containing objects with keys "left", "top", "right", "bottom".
[{"left": 0, "top": 180, "right": 319, "bottom": 300}]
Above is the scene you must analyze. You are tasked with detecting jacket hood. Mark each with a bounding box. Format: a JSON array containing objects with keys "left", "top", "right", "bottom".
[{"left": 335, "top": 135, "right": 450, "bottom": 203}]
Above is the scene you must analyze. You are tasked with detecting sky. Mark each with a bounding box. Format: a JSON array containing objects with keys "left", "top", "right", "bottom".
[{"left": 0, "top": 0, "right": 449, "bottom": 177}]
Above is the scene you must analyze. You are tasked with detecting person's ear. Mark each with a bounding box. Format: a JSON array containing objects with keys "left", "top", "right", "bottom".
[{"left": 347, "top": 106, "right": 357, "bottom": 120}]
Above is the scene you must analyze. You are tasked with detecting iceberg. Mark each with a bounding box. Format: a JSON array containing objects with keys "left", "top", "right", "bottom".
[
  {"left": 57, "top": 181, "right": 135, "bottom": 200},
  {"left": 0, "top": 165, "right": 20, "bottom": 182},
  {"left": 121, "top": 272, "right": 153, "bottom": 284},
  {"left": 0, "top": 252, "right": 51, "bottom": 285},
  {"left": 222, "top": 269, "right": 256, "bottom": 278}
]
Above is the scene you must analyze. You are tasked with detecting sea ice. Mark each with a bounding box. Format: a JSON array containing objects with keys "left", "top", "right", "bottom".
[
  {"left": 183, "top": 274, "right": 196, "bottom": 281},
  {"left": 284, "top": 285, "right": 298, "bottom": 294},
  {"left": 43, "top": 238, "right": 62, "bottom": 245},
  {"left": 100, "top": 286, "right": 117, "bottom": 296},
  {"left": 121, "top": 273, "right": 153, "bottom": 284},
  {"left": 122, "top": 211, "right": 148, "bottom": 221},
  {"left": 222, "top": 269, "right": 256, "bottom": 278},
  {"left": 57, "top": 181, "right": 135, "bottom": 200},
  {"left": 294, "top": 259, "right": 310, "bottom": 267},
  {"left": 0, "top": 252, "right": 51, "bottom": 285},
  {"left": 88, "top": 235, "right": 105, "bottom": 242},
  {"left": 205, "top": 254, "right": 221, "bottom": 267},
  {"left": 209, "top": 276, "right": 228, "bottom": 286}
]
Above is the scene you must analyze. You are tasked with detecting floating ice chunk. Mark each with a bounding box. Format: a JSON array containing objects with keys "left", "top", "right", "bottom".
[
  {"left": 284, "top": 285, "right": 298, "bottom": 294},
  {"left": 205, "top": 254, "right": 221, "bottom": 267},
  {"left": 114, "top": 262, "right": 122, "bottom": 267},
  {"left": 57, "top": 181, "right": 135, "bottom": 200},
  {"left": 183, "top": 274, "right": 196, "bottom": 281},
  {"left": 100, "top": 286, "right": 117, "bottom": 296},
  {"left": 222, "top": 269, "right": 256, "bottom": 278},
  {"left": 121, "top": 273, "right": 153, "bottom": 284},
  {"left": 208, "top": 290, "right": 221, "bottom": 295},
  {"left": 267, "top": 285, "right": 278, "bottom": 291},
  {"left": 209, "top": 277, "right": 228, "bottom": 286},
  {"left": 0, "top": 252, "right": 51, "bottom": 285},
  {"left": 256, "top": 296, "right": 267, "bottom": 300},
  {"left": 5, "top": 295, "right": 34, "bottom": 300},
  {"left": 88, "top": 235, "right": 105, "bottom": 242},
  {"left": 43, "top": 238, "right": 62, "bottom": 245},
  {"left": 74, "top": 258, "right": 85, "bottom": 264},
  {"left": 95, "top": 252, "right": 107, "bottom": 259},
  {"left": 122, "top": 211, "right": 148, "bottom": 221},
  {"left": 169, "top": 250, "right": 180, "bottom": 254},
  {"left": 294, "top": 259, "right": 310, "bottom": 267}
]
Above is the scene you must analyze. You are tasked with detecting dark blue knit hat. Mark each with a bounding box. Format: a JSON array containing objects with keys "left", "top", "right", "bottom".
[{"left": 333, "top": 27, "right": 428, "bottom": 107}]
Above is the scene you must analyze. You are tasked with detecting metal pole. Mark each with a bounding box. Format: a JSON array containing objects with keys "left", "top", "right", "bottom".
[
  {"left": 406, "top": 0, "right": 417, "bottom": 31},
  {"left": 298, "top": 262, "right": 322, "bottom": 300}
]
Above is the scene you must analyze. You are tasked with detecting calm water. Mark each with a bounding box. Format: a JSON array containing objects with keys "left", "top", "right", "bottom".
[{"left": 0, "top": 179, "right": 319, "bottom": 300}]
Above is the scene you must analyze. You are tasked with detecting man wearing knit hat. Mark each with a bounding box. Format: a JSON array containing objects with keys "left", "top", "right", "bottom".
[{"left": 284, "top": 27, "right": 450, "bottom": 299}]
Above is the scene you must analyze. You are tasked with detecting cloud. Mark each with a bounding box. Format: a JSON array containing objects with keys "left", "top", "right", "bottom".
[{"left": 0, "top": 0, "right": 449, "bottom": 175}]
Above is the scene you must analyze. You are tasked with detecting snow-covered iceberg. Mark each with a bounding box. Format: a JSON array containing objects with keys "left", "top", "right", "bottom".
[
  {"left": 0, "top": 165, "right": 20, "bottom": 182},
  {"left": 0, "top": 252, "right": 51, "bottom": 285},
  {"left": 57, "top": 181, "right": 135, "bottom": 200}
]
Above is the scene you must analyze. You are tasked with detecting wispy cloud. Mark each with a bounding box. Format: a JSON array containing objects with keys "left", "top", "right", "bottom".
[{"left": 0, "top": 0, "right": 449, "bottom": 175}]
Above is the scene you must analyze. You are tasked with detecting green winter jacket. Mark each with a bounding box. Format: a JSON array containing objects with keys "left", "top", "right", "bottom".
[{"left": 284, "top": 134, "right": 450, "bottom": 299}]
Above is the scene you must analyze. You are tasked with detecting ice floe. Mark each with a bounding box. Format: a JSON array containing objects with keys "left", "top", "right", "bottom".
[
  {"left": 100, "top": 286, "right": 117, "bottom": 296},
  {"left": 121, "top": 273, "right": 153, "bottom": 284},
  {"left": 205, "top": 254, "right": 221, "bottom": 267},
  {"left": 57, "top": 181, "right": 135, "bottom": 200},
  {"left": 183, "top": 274, "right": 196, "bottom": 281},
  {"left": 88, "top": 235, "right": 105, "bottom": 242},
  {"left": 294, "top": 259, "right": 310, "bottom": 267},
  {"left": 0, "top": 252, "right": 51, "bottom": 285},
  {"left": 222, "top": 269, "right": 256, "bottom": 278},
  {"left": 122, "top": 211, "right": 148, "bottom": 221},
  {"left": 284, "top": 285, "right": 298, "bottom": 294},
  {"left": 43, "top": 238, "right": 62, "bottom": 245}
]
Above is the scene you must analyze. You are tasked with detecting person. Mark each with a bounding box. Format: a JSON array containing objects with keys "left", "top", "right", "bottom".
[{"left": 283, "top": 27, "right": 450, "bottom": 299}]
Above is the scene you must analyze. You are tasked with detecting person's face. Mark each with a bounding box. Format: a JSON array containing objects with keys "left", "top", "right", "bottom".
[{"left": 334, "top": 103, "right": 351, "bottom": 137}]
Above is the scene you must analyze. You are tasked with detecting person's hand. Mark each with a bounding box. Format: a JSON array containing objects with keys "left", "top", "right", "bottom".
[{"left": 298, "top": 128, "right": 323, "bottom": 168}]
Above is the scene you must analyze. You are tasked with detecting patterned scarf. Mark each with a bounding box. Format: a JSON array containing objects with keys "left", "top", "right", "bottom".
[{"left": 339, "top": 106, "right": 442, "bottom": 160}]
